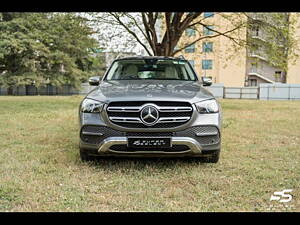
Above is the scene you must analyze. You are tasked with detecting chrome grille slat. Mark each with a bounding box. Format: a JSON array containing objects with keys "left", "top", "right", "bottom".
[
  {"left": 107, "top": 106, "right": 141, "bottom": 112},
  {"left": 158, "top": 107, "right": 192, "bottom": 112},
  {"left": 109, "top": 116, "right": 190, "bottom": 123},
  {"left": 109, "top": 117, "right": 142, "bottom": 123},
  {"left": 158, "top": 117, "right": 191, "bottom": 123},
  {"left": 107, "top": 106, "right": 192, "bottom": 112}
]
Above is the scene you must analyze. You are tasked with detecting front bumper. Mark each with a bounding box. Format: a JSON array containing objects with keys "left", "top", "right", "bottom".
[
  {"left": 79, "top": 103, "right": 222, "bottom": 158},
  {"left": 98, "top": 136, "right": 202, "bottom": 154},
  {"left": 79, "top": 125, "right": 221, "bottom": 157}
]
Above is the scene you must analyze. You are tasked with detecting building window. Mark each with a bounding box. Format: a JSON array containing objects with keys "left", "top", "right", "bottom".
[
  {"left": 184, "top": 44, "right": 195, "bottom": 53},
  {"left": 249, "top": 79, "right": 257, "bottom": 86},
  {"left": 250, "top": 62, "right": 258, "bottom": 73},
  {"left": 188, "top": 60, "right": 195, "bottom": 68},
  {"left": 251, "top": 25, "right": 260, "bottom": 36},
  {"left": 203, "top": 26, "right": 214, "bottom": 36},
  {"left": 203, "top": 42, "right": 213, "bottom": 52},
  {"left": 185, "top": 28, "right": 196, "bottom": 36},
  {"left": 204, "top": 12, "right": 214, "bottom": 18},
  {"left": 275, "top": 71, "right": 282, "bottom": 82},
  {"left": 202, "top": 59, "right": 213, "bottom": 70}
]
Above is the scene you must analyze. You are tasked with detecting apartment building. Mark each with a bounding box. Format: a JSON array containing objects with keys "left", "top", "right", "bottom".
[
  {"left": 245, "top": 13, "right": 289, "bottom": 86},
  {"left": 174, "top": 12, "right": 300, "bottom": 87},
  {"left": 287, "top": 13, "right": 300, "bottom": 84}
]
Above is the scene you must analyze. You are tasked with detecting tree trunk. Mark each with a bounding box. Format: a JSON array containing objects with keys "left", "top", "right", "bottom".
[
  {"left": 152, "top": 41, "right": 179, "bottom": 56},
  {"left": 7, "top": 86, "right": 14, "bottom": 95}
]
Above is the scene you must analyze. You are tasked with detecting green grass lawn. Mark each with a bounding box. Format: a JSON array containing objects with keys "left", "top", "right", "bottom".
[{"left": 0, "top": 96, "right": 299, "bottom": 212}]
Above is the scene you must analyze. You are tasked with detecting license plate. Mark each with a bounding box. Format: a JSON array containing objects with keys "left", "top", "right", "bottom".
[{"left": 127, "top": 137, "right": 171, "bottom": 148}]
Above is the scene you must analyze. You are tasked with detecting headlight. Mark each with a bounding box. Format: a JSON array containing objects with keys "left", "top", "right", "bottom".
[
  {"left": 81, "top": 98, "right": 104, "bottom": 113},
  {"left": 195, "top": 99, "right": 219, "bottom": 113}
]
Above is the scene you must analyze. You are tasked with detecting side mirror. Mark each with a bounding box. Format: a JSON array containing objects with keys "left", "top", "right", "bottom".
[
  {"left": 201, "top": 77, "right": 213, "bottom": 86},
  {"left": 88, "top": 76, "right": 101, "bottom": 86}
]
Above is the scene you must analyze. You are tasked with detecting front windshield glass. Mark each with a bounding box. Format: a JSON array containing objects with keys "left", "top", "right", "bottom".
[{"left": 104, "top": 59, "right": 197, "bottom": 81}]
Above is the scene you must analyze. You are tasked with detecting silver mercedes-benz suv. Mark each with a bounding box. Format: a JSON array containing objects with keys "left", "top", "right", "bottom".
[{"left": 79, "top": 56, "right": 222, "bottom": 163}]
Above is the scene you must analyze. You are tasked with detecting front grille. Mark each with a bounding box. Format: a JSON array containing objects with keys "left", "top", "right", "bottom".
[{"left": 106, "top": 101, "right": 193, "bottom": 129}]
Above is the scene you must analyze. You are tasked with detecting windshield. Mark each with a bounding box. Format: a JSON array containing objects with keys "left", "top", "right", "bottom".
[{"left": 104, "top": 59, "right": 197, "bottom": 81}]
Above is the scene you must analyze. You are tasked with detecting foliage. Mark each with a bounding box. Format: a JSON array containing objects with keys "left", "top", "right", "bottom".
[
  {"left": 85, "top": 12, "right": 148, "bottom": 55},
  {"left": 89, "top": 12, "right": 300, "bottom": 73},
  {"left": 0, "top": 13, "right": 99, "bottom": 88},
  {"left": 245, "top": 12, "right": 300, "bottom": 72}
]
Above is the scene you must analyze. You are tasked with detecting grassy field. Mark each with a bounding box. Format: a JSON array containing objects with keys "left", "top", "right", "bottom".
[{"left": 0, "top": 96, "right": 299, "bottom": 212}]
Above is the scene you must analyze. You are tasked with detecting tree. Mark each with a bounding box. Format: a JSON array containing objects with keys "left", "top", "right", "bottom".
[
  {"left": 89, "top": 12, "right": 248, "bottom": 56},
  {"left": 89, "top": 12, "right": 299, "bottom": 75},
  {"left": 0, "top": 12, "right": 99, "bottom": 91}
]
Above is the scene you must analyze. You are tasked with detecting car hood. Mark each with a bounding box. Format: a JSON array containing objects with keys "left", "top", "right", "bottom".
[{"left": 86, "top": 80, "right": 214, "bottom": 104}]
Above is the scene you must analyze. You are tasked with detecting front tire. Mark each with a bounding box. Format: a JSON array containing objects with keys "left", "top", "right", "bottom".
[
  {"left": 80, "top": 150, "right": 94, "bottom": 162},
  {"left": 200, "top": 151, "right": 220, "bottom": 163}
]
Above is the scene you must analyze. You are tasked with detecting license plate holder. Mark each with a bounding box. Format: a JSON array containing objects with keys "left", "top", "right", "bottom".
[{"left": 127, "top": 137, "right": 171, "bottom": 148}]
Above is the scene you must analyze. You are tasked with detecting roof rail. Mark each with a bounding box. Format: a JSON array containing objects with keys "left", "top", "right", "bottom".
[
  {"left": 115, "top": 53, "right": 122, "bottom": 59},
  {"left": 178, "top": 55, "right": 186, "bottom": 60}
]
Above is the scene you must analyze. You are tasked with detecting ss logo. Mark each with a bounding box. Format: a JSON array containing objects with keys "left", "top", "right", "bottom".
[{"left": 270, "top": 189, "right": 293, "bottom": 203}]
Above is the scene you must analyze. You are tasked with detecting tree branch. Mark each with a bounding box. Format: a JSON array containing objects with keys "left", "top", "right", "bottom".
[
  {"left": 109, "top": 13, "right": 153, "bottom": 56},
  {"left": 172, "top": 23, "right": 245, "bottom": 56},
  {"left": 142, "top": 13, "right": 157, "bottom": 55},
  {"left": 123, "top": 13, "right": 149, "bottom": 43},
  {"left": 196, "top": 21, "right": 245, "bottom": 45},
  {"left": 178, "top": 13, "right": 202, "bottom": 31}
]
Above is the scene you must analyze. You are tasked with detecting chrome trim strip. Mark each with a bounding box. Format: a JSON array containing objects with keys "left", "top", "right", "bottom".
[
  {"left": 107, "top": 106, "right": 141, "bottom": 112},
  {"left": 171, "top": 137, "right": 202, "bottom": 154},
  {"left": 195, "top": 131, "right": 218, "bottom": 136},
  {"left": 158, "top": 106, "right": 192, "bottom": 112},
  {"left": 98, "top": 136, "right": 202, "bottom": 154},
  {"left": 158, "top": 117, "right": 190, "bottom": 123},
  {"left": 81, "top": 131, "right": 104, "bottom": 136},
  {"left": 98, "top": 137, "right": 128, "bottom": 153},
  {"left": 109, "top": 117, "right": 142, "bottom": 123}
]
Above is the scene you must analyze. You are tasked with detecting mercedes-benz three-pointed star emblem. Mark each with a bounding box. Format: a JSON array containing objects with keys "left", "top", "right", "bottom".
[{"left": 140, "top": 104, "right": 159, "bottom": 126}]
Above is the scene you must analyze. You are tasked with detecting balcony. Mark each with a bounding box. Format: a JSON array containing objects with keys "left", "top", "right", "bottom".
[
  {"left": 248, "top": 50, "right": 268, "bottom": 62},
  {"left": 249, "top": 13, "right": 266, "bottom": 21},
  {"left": 248, "top": 13, "right": 288, "bottom": 29},
  {"left": 248, "top": 68, "right": 275, "bottom": 83},
  {"left": 249, "top": 31, "right": 267, "bottom": 42}
]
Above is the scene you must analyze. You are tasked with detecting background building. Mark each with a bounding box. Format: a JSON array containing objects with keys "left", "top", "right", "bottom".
[
  {"left": 245, "top": 13, "right": 289, "bottom": 87},
  {"left": 175, "top": 12, "right": 300, "bottom": 87},
  {"left": 287, "top": 13, "right": 300, "bottom": 84},
  {"left": 174, "top": 12, "right": 247, "bottom": 87}
]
